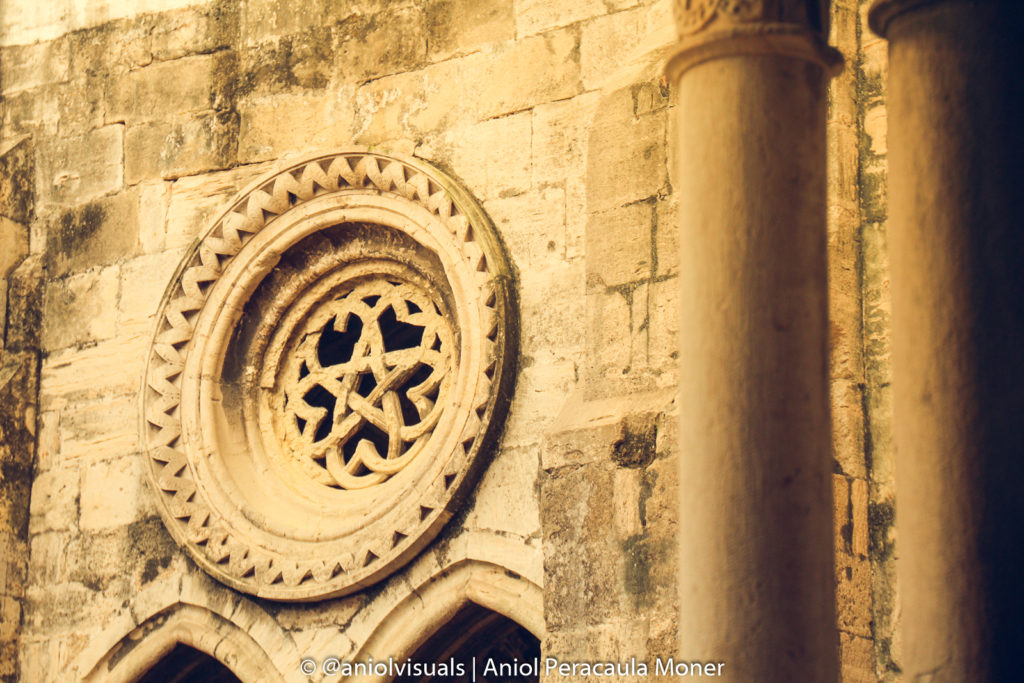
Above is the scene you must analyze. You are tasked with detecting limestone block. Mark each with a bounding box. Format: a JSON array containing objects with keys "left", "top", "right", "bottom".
[
  {"left": 836, "top": 551, "right": 872, "bottom": 638},
  {"left": 40, "top": 333, "right": 150, "bottom": 411},
  {"left": 241, "top": 0, "right": 362, "bottom": 45},
  {"left": 80, "top": 455, "right": 155, "bottom": 531},
  {"left": 35, "top": 411, "right": 60, "bottom": 472},
  {"left": 3, "top": 256, "right": 42, "bottom": 353},
  {"left": 586, "top": 201, "right": 652, "bottom": 288},
  {"left": 541, "top": 464, "right": 623, "bottom": 630},
  {"left": 832, "top": 379, "right": 866, "bottom": 478},
  {"left": 653, "top": 197, "right": 677, "bottom": 278},
  {"left": 0, "top": 217, "right": 29, "bottom": 278},
  {"left": 484, "top": 188, "right": 570, "bottom": 270},
  {"left": 67, "top": 520, "right": 178, "bottom": 595},
  {"left": 839, "top": 632, "right": 876, "bottom": 683},
  {"left": 580, "top": 8, "right": 642, "bottom": 91},
  {"left": 335, "top": 6, "right": 427, "bottom": 84},
  {"left": 515, "top": 0, "right": 629, "bottom": 37},
  {"left": 44, "top": 190, "right": 139, "bottom": 279},
  {"left": 36, "top": 124, "right": 123, "bottom": 207},
  {"left": 531, "top": 91, "right": 599, "bottom": 190},
  {"left": 137, "top": 180, "right": 170, "bottom": 253},
  {"left": 165, "top": 163, "right": 273, "bottom": 249},
  {"left": 864, "top": 105, "right": 888, "bottom": 156},
  {"left": 352, "top": 58, "right": 463, "bottom": 142},
  {"left": 125, "top": 110, "right": 238, "bottom": 183},
  {"left": 425, "top": 0, "right": 514, "bottom": 61},
  {"left": 239, "top": 26, "right": 335, "bottom": 97},
  {"left": 28, "top": 469, "right": 78, "bottom": 535},
  {"left": 107, "top": 52, "right": 233, "bottom": 124},
  {"left": 117, "top": 250, "right": 184, "bottom": 338},
  {"left": 515, "top": 259, "right": 584, "bottom": 360},
  {"left": 542, "top": 394, "right": 631, "bottom": 470},
  {"left": 612, "top": 468, "right": 642, "bottom": 539},
  {"left": 0, "top": 86, "right": 61, "bottom": 137},
  {"left": 0, "top": 136, "right": 33, "bottom": 224},
  {"left": 59, "top": 394, "right": 139, "bottom": 463},
  {"left": 586, "top": 89, "right": 666, "bottom": 213},
  {"left": 468, "top": 445, "right": 540, "bottom": 538},
  {"left": 41, "top": 266, "right": 118, "bottom": 351},
  {"left": 149, "top": 2, "right": 238, "bottom": 61},
  {"left": 585, "top": 288, "right": 631, "bottom": 380},
  {"left": 647, "top": 277, "right": 679, "bottom": 378},
  {"left": 0, "top": 37, "right": 69, "bottom": 95},
  {"left": 450, "top": 110, "right": 533, "bottom": 199},
  {"left": 473, "top": 28, "right": 581, "bottom": 119},
  {"left": 238, "top": 90, "right": 357, "bottom": 164},
  {"left": 503, "top": 358, "right": 578, "bottom": 449},
  {"left": 55, "top": 75, "right": 107, "bottom": 136}
]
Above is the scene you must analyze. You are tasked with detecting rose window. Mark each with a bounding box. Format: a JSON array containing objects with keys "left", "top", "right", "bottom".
[{"left": 141, "top": 152, "right": 516, "bottom": 600}]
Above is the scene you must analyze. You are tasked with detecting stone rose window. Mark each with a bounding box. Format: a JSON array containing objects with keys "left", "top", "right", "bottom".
[{"left": 142, "top": 151, "right": 516, "bottom": 600}]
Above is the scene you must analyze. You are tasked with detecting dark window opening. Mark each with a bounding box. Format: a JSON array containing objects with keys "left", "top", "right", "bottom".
[
  {"left": 395, "top": 604, "right": 540, "bottom": 683},
  {"left": 136, "top": 644, "right": 242, "bottom": 683}
]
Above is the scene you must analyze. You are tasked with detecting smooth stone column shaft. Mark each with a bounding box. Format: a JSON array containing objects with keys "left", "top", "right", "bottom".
[
  {"left": 871, "top": 2, "right": 1024, "bottom": 679},
  {"left": 673, "top": 47, "right": 838, "bottom": 681}
]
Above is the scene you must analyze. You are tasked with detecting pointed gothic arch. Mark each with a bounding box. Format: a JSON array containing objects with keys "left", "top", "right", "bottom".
[
  {"left": 349, "top": 558, "right": 544, "bottom": 683},
  {"left": 81, "top": 604, "right": 284, "bottom": 683}
]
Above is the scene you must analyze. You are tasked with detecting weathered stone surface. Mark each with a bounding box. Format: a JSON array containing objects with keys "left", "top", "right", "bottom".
[
  {"left": 36, "top": 125, "right": 123, "bottom": 206},
  {"left": 238, "top": 27, "right": 334, "bottom": 97},
  {"left": 425, "top": 0, "right": 514, "bottom": 61},
  {"left": 0, "top": 218, "right": 28, "bottom": 279},
  {"left": 335, "top": 7, "right": 427, "bottom": 84},
  {"left": 586, "top": 87, "right": 667, "bottom": 213},
  {"left": 580, "top": 8, "right": 643, "bottom": 90},
  {"left": 80, "top": 456, "right": 155, "bottom": 531},
  {"left": 237, "top": 90, "right": 356, "bottom": 163},
  {"left": 58, "top": 394, "right": 139, "bottom": 464},
  {"left": 0, "top": 37, "right": 69, "bottom": 95},
  {"left": 41, "top": 266, "right": 119, "bottom": 351},
  {"left": 44, "top": 191, "right": 139, "bottom": 279},
  {"left": 107, "top": 52, "right": 235, "bottom": 125},
  {"left": 116, "top": 251, "right": 183, "bottom": 337},
  {"left": 40, "top": 335, "right": 150, "bottom": 412},
  {"left": 0, "top": 136, "right": 34, "bottom": 224},
  {"left": 515, "top": 0, "right": 633, "bottom": 38},
  {"left": 473, "top": 28, "right": 581, "bottom": 119},
  {"left": 28, "top": 469, "right": 78, "bottom": 535},
  {"left": 165, "top": 162, "right": 271, "bottom": 248},
  {"left": 542, "top": 463, "right": 620, "bottom": 629},
  {"left": 125, "top": 110, "right": 238, "bottom": 183},
  {"left": 450, "top": 111, "right": 533, "bottom": 200},
  {"left": 586, "top": 201, "right": 653, "bottom": 288}
]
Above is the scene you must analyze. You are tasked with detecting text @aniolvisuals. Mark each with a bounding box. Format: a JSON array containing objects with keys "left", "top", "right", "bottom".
[{"left": 298, "top": 655, "right": 726, "bottom": 678}]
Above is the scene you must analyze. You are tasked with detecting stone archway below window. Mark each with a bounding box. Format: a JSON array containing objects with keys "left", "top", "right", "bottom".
[{"left": 81, "top": 604, "right": 283, "bottom": 683}]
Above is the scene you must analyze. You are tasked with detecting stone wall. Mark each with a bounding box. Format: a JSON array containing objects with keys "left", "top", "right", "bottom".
[
  {"left": 0, "top": 0, "right": 893, "bottom": 680},
  {"left": 0, "top": 136, "right": 39, "bottom": 683}
]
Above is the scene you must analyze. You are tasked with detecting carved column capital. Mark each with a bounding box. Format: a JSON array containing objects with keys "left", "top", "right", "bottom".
[
  {"left": 673, "top": 0, "right": 827, "bottom": 37},
  {"left": 667, "top": 0, "right": 841, "bottom": 81}
]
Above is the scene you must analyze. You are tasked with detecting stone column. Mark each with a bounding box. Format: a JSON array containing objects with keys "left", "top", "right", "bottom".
[
  {"left": 667, "top": 2, "right": 841, "bottom": 680},
  {"left": 868, "top": 2, "right": 1024, "bottom": 680}
]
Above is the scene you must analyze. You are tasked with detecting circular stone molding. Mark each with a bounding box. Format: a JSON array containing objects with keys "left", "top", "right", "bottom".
[{"left": 142, "top": 150, "right": 517, "bottom": 600}]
